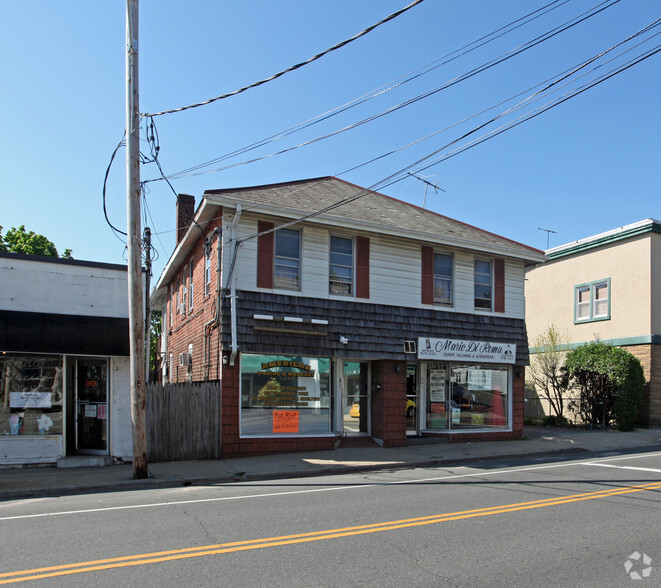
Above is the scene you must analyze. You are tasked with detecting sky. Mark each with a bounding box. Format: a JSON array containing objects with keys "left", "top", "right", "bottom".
[{"left": 1, "top": 0, "right": 659, "bottom": 282}]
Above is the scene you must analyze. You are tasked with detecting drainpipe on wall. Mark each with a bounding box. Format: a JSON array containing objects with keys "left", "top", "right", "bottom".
[{"left": 229, "top": 206, "right": 242, "bottom": 367}]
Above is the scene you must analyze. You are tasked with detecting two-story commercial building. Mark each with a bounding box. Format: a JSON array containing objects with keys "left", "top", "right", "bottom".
[
  {"left": 151, "top": 177, "right": 544, "bottom": 457},
  {"left": 525, "top": 219, "right": 661, "bottom": 426}
]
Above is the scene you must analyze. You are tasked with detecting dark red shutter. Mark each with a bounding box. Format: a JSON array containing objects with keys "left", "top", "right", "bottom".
[
  {"left": 421, "top": 246, "right": 434, "bottom": 305},
  {"left": 257, "top": 221, "right": 274, "bottom": 289},
  {"left": 494, "top": 258, "right": 505, "bottom": 313},
  {"left": 356, "top": 236, "right": 370, "bottom": 299}
]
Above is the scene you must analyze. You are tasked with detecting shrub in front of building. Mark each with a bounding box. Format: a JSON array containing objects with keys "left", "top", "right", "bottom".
[{"left": 565, "top": 341, "right": 644, "bottom": 431}]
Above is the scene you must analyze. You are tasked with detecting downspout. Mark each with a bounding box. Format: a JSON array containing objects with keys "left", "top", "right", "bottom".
[{"left": 229, "top": 206, "right": 242, "bottom": 367}]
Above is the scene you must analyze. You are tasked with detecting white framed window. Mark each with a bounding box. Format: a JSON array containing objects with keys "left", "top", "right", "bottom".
[
  {"left": 182, "top": 268, "right": 188, "bottom": 315},
  {"left": 575, "top": 279, "right": 610, "bottom": 323},
  {"left": 204, "top": 248, "right": 212, "bottom": 297},
  {"left": 189, "top": 258, "right": 194, "bottom": 310},
  {"left": 274, "top": 228, "right": 300, "bottom": 290},
  {"left": 169, "top": 284, "right": 173, "bottom": 326},
  {"left": 329, "top": 236, "right": 353, "bottom": 295},
  {"left": 433, "top": 252, "right": 453, "bottom": 305},
  {"left": 474, "top": 259, "right": 492, "bottom": 310}
]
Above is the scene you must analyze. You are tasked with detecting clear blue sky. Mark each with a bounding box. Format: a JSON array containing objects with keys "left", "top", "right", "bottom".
[{"left": 1, "top": 1, "right": 659, "bottom": 281}]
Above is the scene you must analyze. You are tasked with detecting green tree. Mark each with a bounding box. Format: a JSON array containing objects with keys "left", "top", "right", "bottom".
[
  {"left": 565, "top": 341, "right": 644, "bottom": 430},
  {"left": 148, "top": 311, "right": 162, "bottom": 376},
  {"left": 0, "top": 225, "right": 72, "bottom": 258},
  {"left": 526, "top": 325, "right": 570, "bottom": 421}
]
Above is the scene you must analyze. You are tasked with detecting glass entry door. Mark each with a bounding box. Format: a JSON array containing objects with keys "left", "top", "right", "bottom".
[
  {"left": 75, "top": 360, "right": 108, "bottom": 454},
  {"left": 406, "top": 364, "right": 418, "bottom": 435},
  {"left": 342, "top": 361, "right": 369, "bottom": 436}
]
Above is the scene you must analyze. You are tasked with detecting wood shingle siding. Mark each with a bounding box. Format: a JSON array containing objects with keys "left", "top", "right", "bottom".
[{"left": 223, "top": 290, "right": 529, "bottom": 365}]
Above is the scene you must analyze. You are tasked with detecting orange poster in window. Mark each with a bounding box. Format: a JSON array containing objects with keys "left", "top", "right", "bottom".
[{"left": 273, "top": 410, "right": 299, "bottom": 433}]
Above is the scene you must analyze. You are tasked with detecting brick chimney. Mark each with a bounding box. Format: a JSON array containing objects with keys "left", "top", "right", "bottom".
[{"left": 176, "top": 194, "right": 195, "bottom": 243}]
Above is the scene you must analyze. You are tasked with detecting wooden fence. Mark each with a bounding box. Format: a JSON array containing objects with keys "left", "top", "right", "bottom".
[{"left": 146, "top": 382, "right": 221, "bottom": 462}]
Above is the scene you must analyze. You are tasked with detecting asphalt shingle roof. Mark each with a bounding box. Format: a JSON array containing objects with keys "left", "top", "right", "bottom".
[{"left": 204, "top": 177, "right": 542, "bottom": 261}]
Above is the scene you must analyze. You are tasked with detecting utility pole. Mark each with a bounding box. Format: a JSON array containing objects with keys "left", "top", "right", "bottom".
[{"left": 126, "top": 0, "right": 148, "bottom": 479}]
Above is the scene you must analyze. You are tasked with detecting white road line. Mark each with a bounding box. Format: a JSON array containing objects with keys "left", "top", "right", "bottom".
[
  {"left": 582, "top": 462, "right": 661, "bottom": 474},
  {"left": 1, "top": 452, "right": 661, "bottom": 522}
]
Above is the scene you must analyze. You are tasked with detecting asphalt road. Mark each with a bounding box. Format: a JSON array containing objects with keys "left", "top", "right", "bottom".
[{"left": 1, "top": 450, "right": 660, "bottom": 587}]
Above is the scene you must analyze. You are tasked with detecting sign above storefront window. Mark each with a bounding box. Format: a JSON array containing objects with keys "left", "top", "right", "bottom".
[{"left": 417, "top": 338, "right": 516, "bottom": 364}]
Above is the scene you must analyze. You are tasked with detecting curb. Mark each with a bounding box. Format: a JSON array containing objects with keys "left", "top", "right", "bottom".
[{"left": 0, "top": 446, "right": 592, "bottom": 502}]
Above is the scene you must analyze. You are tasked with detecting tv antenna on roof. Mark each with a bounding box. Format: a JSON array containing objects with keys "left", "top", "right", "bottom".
[
  {"left": 538, "top": 227, "right": 557, "bottom": 249},
  {"left": 408, "top": 172, "right": 445, "bottom": 209}
]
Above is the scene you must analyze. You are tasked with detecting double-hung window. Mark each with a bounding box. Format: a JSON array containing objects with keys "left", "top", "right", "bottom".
[
  {"left": 330, "top": 236, "right": 353, "bottom": 295},
  {"left": 204, "top": 247, "right": 212, "bottom": 296},
  {"left": 274, "top": 228, "right": 301, "bottom": 290},
  {"left": 189, "top": 258, "right": 194, "bottom": 310},
  {"left": 575, "top": 279, "right": 610, "bottom": 322},
  {"left": 433, "top": 252, "right": 453, "bottom": 305},
  {"left": 474, "top": 259, "right": 492, "bottom": 310},
  {"left": 181, "top": 268, "right": 188, "bottom": 314}
]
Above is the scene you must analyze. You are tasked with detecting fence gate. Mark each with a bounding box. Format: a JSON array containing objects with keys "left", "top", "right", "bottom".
[{"left": 146, "top": 381, "right": 221, "bottom": 462}]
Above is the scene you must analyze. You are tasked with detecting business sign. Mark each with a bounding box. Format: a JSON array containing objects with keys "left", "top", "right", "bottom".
[
  {"left": 10, "top": 392, "right": 52, "bottom": 409},
  {"left": 418, "top": 338, "right": 516, "bottom": 364}
]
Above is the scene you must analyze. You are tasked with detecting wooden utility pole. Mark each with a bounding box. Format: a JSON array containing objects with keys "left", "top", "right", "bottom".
[{"left": 126, "top": 0, "right": 148, "bottom": 479}]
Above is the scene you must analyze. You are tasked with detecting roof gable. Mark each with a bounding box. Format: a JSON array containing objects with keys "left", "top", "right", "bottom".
[{"left": 204, "top": 177, "right": 543, "bottom": 261}]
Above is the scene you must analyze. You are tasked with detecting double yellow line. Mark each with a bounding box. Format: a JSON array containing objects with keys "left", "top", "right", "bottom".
[{"left": 2, "top": 480, "right": 661, "bottom": 584}]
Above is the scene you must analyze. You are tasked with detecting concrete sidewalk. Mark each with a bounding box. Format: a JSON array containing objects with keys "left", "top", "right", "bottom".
[{"left": 1, "top": 426, "right": 661, "bottom": 501}]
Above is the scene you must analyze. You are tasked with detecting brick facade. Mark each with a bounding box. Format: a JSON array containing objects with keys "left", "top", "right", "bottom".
[
  {"left": 166, "top": 213, "right": 223, "bottom": 384},
  {"left": 626, "top": 343, "right": 661, "bottom": 427}
]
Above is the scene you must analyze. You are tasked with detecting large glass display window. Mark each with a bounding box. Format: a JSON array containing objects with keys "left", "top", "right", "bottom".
[
  {"left": 426, "top": 363, "right": 509, "bottom": 430},
  {"left": 240, "top": 354, "right": 331, "bottom": 436},
  {"left": 0, "top": 354, "right": 63, "bottom": 436}
]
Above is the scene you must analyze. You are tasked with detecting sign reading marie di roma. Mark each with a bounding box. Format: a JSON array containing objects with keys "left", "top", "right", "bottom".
[{"left": 418, "top": 338, "right": 516, "bottom": 364}]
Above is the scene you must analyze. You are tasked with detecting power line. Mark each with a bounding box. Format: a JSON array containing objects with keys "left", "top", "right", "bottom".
[
  {"left": 231, "top": 38, "right": 661, "bottom": 246},
  {"left": 149, "top": 0, "right": 572, "bottom": 180},
  {"left": 151, "top": 0, "right": 622, "bottom": 183},
  {"left": 141, "top": 0, "right": 425, "bottom": 117}
]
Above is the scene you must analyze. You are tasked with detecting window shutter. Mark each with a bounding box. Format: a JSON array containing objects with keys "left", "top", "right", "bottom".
[
  {"left": 257, "top": 221, "right": 274, "bottom": 289},
  {"left": 356, "top": 236, "right": 370, "bottom": 299},
  {"left": 494, "top": 258, "right": 505, "bottom": 313},
  {"left": 421, "top": 246, "right": 434, "bottom": 305}
]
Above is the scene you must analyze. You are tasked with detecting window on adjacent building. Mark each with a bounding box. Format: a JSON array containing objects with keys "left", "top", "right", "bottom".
[
  {"left": 433, "top": 252, "right": 453, "bottom": 305},
  {"left": 330, "top": 236, "right": 353, "bottom": 295},
  {"left": 273, "top": 228, "right": 300, "bottom": 290},
  {"left": 474, "top": 259, "right": 492, "bottom": 310},
  {"left": 575, "top": 279, "right": 610, "bottom": 322}
]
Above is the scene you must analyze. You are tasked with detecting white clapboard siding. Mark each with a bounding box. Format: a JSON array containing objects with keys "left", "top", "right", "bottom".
[
  {"left": 0, "top": 257, "right": 129, "bottom": 318},
  {"left": 226, "top": 213, "right": 526, "bottom": 319}
]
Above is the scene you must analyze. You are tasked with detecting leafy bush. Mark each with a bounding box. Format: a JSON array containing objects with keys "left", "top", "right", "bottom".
[
  {"left": 540, "top": 414, "right": 570, "bottom": 427},
  {"left": 565, "top": 342, "right": 644, "bottom": 430}
]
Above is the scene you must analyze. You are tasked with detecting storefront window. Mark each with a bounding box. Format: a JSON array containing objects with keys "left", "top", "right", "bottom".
[
  {"left": 426, "top": 363, "right": 509, "bottom": 430},
  {"left": 0, "top": 354, "right": 63, "bottom": 436},
  {"left": 240, "top": 354, "right": 331, "bottom": 435}
]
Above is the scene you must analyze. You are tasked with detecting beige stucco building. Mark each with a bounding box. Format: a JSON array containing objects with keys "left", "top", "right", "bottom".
[{"left": 525, "top": 219, "right": 661, "bottom": 426}]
